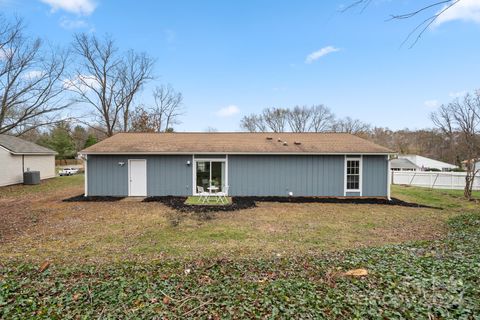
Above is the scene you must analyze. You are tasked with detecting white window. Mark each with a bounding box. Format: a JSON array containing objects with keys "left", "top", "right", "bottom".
[
  {"left": 193, "top": 157, "right": 228, "bottom": 195},
  {"left": 345, "top": 157, "right": 361, "bottom": 192}
]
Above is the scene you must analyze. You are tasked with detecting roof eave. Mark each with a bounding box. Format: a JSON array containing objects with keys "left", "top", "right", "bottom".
[
  {"left": 0, "top": 144, "right": 57, "bottom": 155},
  {"left": 10, "top": 151, "right": 58, "bottom": 156},
  {"left": 80, "top": 151, "right": 396, "bottom": 156}
]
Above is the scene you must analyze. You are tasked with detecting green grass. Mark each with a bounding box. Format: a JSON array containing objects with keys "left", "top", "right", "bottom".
[
  {"left": 1, "top": 183, "right": 480, "bottom": 318},
  {"left": 1, "top": 211, "right": 479, "bottom": 319},
  {"left": 0, "top": 184, "right": 466, "bottom": 263},
  {"left": 392, "top": 185, "right": 480, "bottom": 210},
  {"left": 0, "top": 174, "right": 83, "bottom": 198},
  {"left": 185, "top": 196, "right": 232, "bottom": 205}
]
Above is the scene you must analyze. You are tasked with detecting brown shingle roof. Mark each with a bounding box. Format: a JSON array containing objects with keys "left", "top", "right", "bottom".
[{"left": 81, "top": 132, "right": 393, "bottom": 154}]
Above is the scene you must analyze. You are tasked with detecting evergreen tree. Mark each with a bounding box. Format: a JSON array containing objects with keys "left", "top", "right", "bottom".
[
  {"left": 47, "top": 122, "right": 76, "bottom": 162},
  {"left": 84, "top": 134, "right": 98, "bottom": 148}
]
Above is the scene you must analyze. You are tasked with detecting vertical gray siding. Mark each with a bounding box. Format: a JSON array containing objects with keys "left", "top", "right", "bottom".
[
  {"left": 228, "top": 155, "right": 345, "bottom": 196},
  {"left": 87, "top": 155, "right": 192, "bottom": 196},
  {"left": 87, "top": 155, "right": 129, "bottom": 196},
  {"left": 362, "top": 155, "right": 388, "bottom": 197},
  {"left": 87, "top": 154, "right": 389, "bottom": 197},
  {"left": 147, "top": 155, "right": 192, "bottom": 196}
]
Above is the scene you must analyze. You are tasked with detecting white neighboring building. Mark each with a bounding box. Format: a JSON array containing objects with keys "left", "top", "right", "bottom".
[
  {"left": 398, "top": 155, "right": 457, "bottom": 172},
  {"left": 390, "top": 158, "right": 420, "bottom": 171},
  {"left": 0, "top": 134, "right": 57, "bottom": 187}
]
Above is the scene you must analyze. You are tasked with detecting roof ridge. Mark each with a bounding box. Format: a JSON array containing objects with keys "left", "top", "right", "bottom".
[
  {"left": 81, "top": 131, "right": 395, "bottom": 154},
  {"left": 115, "top": 132, "right": 352, "bottom": 134}
]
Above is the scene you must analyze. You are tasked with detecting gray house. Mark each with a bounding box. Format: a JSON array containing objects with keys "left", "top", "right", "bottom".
[{"left": 80, "top": 132, "right": 394, "bottom": 199}]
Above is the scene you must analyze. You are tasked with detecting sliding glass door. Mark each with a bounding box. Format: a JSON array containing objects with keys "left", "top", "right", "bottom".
[{"left": 195, "top": 160, "right": 226, "bottom": 193}]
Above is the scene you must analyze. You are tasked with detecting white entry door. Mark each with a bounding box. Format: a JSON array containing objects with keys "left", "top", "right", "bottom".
[{"left": 129, "top": 159, "right": 147, "bottom": 196}]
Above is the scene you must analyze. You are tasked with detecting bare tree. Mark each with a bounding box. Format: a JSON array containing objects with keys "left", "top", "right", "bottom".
[
  {"left": 240, "top": 114, "right": 267, "bottom": 132},
  {"left": 241, "top": 105, "right": 336, "bottom": 133},
  {"left": 70, "top": 33, "right": 121, "bottom": 136},
  {"left": 287, "top": 105, "right": 312, "bottom": 132},
  {"left": 0, "top": 15, "right": 72, "bottom": 135},
  {"left": 432, "top": 91, "right": 480, "bottom": 199},
  {"left": 262, "top": 107, "right": 289, "bottom": 132},
  {"left": 332, "top": 117, "right": 371, "bottom": 134},
  {"left": 309, "top": 104, "right": 335, "bottom": 132},
  {"left": 70, "top": 33, "right": 154, "bottom": 136},
  {"left": 117, "top": 50, "right": 154, "bottom": 131},
  {"left": 345, "top": 0, "right": 463, "bottom": 47},
  {"left": 204, "top": 126, "right": 218, "bottom": 132},
  {"left": 150, "top": 84, "right": 184, "bottom": 132},
  {"left": 129, "top": 84, "right": 184, "bottom": 132}
]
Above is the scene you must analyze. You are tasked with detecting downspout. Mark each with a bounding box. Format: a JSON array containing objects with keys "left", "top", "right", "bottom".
[
  {"left": 82, "top": 154, "right": 88, "bottom": 197},
  {"left": 22, "top": 154, "right": 25, "bottom": 183},
  {"left": 387, "top": 155, "right": 392, "bottom": 201}
]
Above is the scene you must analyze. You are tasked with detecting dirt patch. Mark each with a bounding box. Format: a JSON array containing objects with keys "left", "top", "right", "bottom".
[{"left": 0, "top": 180, "right": 83, "bottom": 243}]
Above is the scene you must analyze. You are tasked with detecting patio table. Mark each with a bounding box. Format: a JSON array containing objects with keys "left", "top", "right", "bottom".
[{"left": 206, "top": 186, "right": 220, "bottom": 203}]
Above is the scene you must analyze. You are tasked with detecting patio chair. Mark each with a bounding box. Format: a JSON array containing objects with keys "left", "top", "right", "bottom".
[
  {"left": 215, "top": 185, "right": 229, "bottom": 204},
  {"left": 196, "top": 186, "right": 210, "bottom": 203}
]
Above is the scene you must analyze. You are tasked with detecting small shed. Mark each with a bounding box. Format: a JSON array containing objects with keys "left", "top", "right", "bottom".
[{"left": 0, "top": 134, "right": 57, "bottom": 186}]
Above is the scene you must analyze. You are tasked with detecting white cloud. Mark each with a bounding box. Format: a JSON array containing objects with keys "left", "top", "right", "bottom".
[
  {"left": 23, "top": 70, "right": 44, "bottom": 80},
  {"left": 305, "top": 46, "right": 340, "bottom": 64},
  {"left": 60, "top": 17, "right": 88, "bottom": 29},
  {"left": 63, "top": 74, "right": 98, "bottom": 91},
  {"left": 449, "top": 90, "right": 467, "bottom": 98},
  {"left": 424, "top": 99, "right": 439, "bottom": 108},
  {"left": 434, "top": 0, "right": 480, "bottom": 26},
  {"left": 216, "top": 105, "right": 240, "bottom": 117},
  {"left": 40, "top": 0, "right": 97, "bottom": 15}
]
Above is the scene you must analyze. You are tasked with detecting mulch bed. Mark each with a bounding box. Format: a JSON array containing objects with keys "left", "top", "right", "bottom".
[
  {"left": 62, "top": 195, "right": 440, "bottom": 212},
  {"left": 143, "top": 196, "right": 257, "bottom": 213},
  {"left": 239, "top": 196, "right": 441, "bottom": 209},
  {"left": 62, "top": 195, "right": 125, "bottom": 202},
  {"left": 143, "top": 196, "right": 441, "bottom": 212}
]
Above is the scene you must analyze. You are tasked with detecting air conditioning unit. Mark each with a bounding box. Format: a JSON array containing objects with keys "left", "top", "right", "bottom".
[{"left": 23, "top": 171, "right": 40, "bottom": 185}]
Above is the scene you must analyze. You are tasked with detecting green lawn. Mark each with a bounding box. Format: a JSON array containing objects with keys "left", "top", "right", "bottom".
[
  {"left": 1, "top": 210, "right": 479, "bottom": 318},
  {"left": 391, "top": 185, "right": 480, "bottom": 210},
  {"left": 0, "top": 174, "right": 84, "bottom": 198},
  {"left": 1, "top": 181, "right": 480, "bottom": 318}
]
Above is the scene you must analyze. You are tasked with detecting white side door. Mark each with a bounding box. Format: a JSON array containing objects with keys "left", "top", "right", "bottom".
[{"left": 129, "top": 159, "right": 147, "bottom": 196}]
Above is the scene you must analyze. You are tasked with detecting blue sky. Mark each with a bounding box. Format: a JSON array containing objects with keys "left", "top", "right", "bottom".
[{"left": 1, "top": 0, "right": 480, "bottom": 131}]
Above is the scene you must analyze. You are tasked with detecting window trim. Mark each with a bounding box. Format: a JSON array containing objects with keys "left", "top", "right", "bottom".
[
  {"left": 344, "top": 155, "right": 362, "bottom": 195},
  {"left": 192, "top": 157, "right": 228, "bottom": 196}
]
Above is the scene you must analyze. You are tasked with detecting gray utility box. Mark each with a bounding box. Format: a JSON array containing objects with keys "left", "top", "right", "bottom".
[{"left": 23, "top": 171, "right": 40, "bottom": 185}]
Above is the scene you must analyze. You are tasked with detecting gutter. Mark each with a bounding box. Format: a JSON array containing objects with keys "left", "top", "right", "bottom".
[
  {"left": 79, "top": 151, "right": 397, "bottom": 156},
  {"left": 0, "top": 145, "right": 57, "bottom": 155}
]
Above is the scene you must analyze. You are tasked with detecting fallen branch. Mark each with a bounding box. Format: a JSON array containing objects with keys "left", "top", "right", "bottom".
[{"left": 183, "top": 299, "right": 213, "bottom": 317}]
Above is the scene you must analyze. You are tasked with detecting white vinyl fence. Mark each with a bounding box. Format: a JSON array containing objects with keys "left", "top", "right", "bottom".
[{"left": 392, "top": 171, "right": 480, "bottom": 190}]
